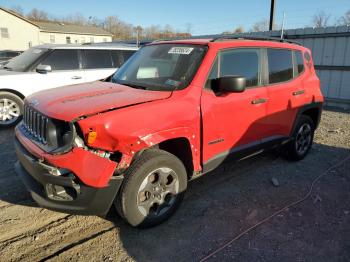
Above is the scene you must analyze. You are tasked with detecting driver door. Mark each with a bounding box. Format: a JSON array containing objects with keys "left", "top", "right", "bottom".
[{"left": 201, "top": 48, "right": 268, "bottom": 170}]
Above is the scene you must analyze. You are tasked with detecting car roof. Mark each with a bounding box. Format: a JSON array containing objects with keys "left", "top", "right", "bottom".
[
  {"left": 34, "top": 43, "right": 139, "bottom": 51},
  {"left": 148, "top": 37, "right": 304, "bottom": 50},
  {"left": 149, "top": 39, "right": 212, "bottom": 45}
]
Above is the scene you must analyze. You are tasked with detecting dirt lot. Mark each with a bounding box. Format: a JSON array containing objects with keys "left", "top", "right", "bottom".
[{"left": 0, "top": 109, "right": 349, "bottom": 262}]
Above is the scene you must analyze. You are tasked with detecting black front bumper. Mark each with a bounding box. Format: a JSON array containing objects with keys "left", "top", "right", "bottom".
[{"left": 14, "top": 138, "right": 123, "bottom": 216}]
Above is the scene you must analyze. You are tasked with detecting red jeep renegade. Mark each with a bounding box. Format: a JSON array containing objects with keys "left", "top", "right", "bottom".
[{"left": 15, "top": 37, "right": 324, "bottom": 227}]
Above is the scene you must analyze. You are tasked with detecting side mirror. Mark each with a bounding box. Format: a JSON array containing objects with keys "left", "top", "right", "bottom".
[
  {"left": 36, "top": 64, "right": 52, "bottom": 74},
  {"left": 216, "top": 75, "right": 246, "bottom": 93}
]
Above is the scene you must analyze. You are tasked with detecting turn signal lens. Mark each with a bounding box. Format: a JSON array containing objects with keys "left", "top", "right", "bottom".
[{"left": 87, "top": 131, "right": 97, "bottom": 144}]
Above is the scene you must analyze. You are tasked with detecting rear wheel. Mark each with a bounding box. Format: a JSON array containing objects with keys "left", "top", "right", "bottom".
[
  {"left": 283, "top": 115, "right": 315, "bottom": 161},
  {"left": 0, "top": 92, "right": 23, "bottom": 128},
  {"left": 115, "top": 149, "right": 187, "bottom": 227}
]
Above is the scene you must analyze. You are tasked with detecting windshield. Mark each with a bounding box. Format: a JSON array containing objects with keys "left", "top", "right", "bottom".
[
  {"left": 112, "top": 44, "right": 207, "bottom": 91},
  {"left": 4, "top": 48, "right": 47, "bottom": 72}
]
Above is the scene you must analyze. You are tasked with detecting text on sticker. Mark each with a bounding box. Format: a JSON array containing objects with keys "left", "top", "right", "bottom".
[{"left": 168, "top": 47, "right": 194, "bottom": 55}]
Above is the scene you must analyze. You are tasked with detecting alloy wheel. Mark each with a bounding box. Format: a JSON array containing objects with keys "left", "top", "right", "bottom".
[
  {"left": 137, "top": 167, "right": 179, "bottom": 218},
  {"left": 295, "top": 123, "right": 312, "bottom": 155},
  {"left": 0, "top": 98, "right": 20, "bottom": 125}
]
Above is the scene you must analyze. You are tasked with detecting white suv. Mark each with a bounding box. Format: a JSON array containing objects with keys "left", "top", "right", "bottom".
[{"left": 0, "top": 43, "right": 138, "bottom": 127}]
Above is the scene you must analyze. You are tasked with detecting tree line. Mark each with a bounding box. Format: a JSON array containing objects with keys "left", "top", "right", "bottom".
[{"left": 8, "top": 6, "right": 191, "bottom": 40}]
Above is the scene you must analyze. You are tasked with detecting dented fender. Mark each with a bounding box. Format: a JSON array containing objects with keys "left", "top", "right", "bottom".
[
  {"left": 118, "top": 127, "right": 201, "bottom": 171},
  {"left": 76, "top": 90, "right": 202, "bottom": 175},
  {"left": 78, "top": 120, "right": 201, "bottom": 173}
]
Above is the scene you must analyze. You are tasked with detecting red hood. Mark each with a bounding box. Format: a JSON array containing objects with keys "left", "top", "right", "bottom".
[{"left": 26, "top": 81, "right": 172, "bottom": 121}]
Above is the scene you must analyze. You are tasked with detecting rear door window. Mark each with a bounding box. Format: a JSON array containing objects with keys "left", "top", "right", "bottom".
[
  {"left": 267, "top": 49, "right": 293, "bottom": 84},
  {"left": 39, "top": 49, "right": 79, "bottom": 71},
  {"left": 83, "top": 50, "right": 113, "bottom": 69}
]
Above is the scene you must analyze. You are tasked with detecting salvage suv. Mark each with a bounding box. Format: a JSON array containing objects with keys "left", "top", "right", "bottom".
[{"left": 15, "top": 37, "right": 323, "bottom": 227}]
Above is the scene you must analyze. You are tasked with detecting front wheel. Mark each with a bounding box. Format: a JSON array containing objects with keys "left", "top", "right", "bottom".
[
  {"left": 115, "top": 149, "right": 187, "bottom": 227},
  {"left": 0, "top": 92, "right": 23, "bottom": 128},
  {"left": 283, "top": 115, "right": 315, "bottom": 161}
]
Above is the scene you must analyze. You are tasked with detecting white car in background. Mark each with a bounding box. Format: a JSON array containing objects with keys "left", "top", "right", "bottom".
[{"left": 0, "top": 43, "right": 139, "bottom": 127}]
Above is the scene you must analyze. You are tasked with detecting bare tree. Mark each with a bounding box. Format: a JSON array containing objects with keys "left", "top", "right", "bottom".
[
  {"left": 221, "top": 26, "right": 244, "bottom": 35},
  {"left": 337, "top": 10, "right": 350, "bottom": 26},
  {"left": 64, "top": 12, "right": 87, "bottom": 25},
  {"left": 233, "top": 26, "right": 245, "bottom": 33},
  {"left": 87, "top": 16, "right": 103, "bottom": 27},
  {"left": 143, "top": 25, "right": 161, "bottom": 39},
  {"left": 103, "top": 16, "right": 121, "bottom": 38},
  {"left": 10, "top": 5, "right": 24, "bottom": 16},
  {"left": 162, "top": 24, "right": 174, "bottom": 38},
  {"left": 312, "top": 11, "right": 331, "bottom": 27},
  {"left": 14, "top": 7, "right": 190, "bottom": 41},
  {"left": 251, "top": 19, "right": 269, "bottom": 32},
  {"left": 103, "top": 16, "right": 134, "bottom": 40},
  {"left": 27, "top": 8, "right": 49, "bottom": 21}
]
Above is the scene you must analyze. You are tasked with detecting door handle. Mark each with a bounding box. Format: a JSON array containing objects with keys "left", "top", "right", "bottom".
[
  {"left": 251, "top": 98, "right": 268, "bottom": 105},
  {"left": 292, "top": 90, "right": 305, "bottom": 96},
  {"left": 71, "top": 76, "right": 82, "bottom": 80}
]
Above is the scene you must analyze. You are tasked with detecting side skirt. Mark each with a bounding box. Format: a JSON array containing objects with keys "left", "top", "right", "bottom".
[{"left": 192, "top": 135, "right": 289, "bottom": 179}]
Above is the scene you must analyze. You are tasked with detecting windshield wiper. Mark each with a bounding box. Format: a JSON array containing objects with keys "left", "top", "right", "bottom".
[{"left": 118, "top": 81, "right": 148, "bottom": 90}]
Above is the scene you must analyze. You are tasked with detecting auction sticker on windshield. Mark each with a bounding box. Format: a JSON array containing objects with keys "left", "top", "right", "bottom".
[{"left": 168, "top": 47, "right": 194, "bottom": 55}]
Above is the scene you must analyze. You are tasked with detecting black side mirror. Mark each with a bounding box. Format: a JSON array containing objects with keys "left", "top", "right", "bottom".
[{"left": 216, "top": 75, "right": 246, "bottom": 93}]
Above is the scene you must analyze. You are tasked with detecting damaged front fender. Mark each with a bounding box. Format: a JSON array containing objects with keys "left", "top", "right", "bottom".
[{"left": 78, "top": 122, "right": 201, "bottom": 173}]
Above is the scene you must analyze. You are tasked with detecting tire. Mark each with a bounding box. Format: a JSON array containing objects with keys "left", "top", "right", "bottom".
[
  {"left": 115, "top": 149, "right": 187, "bottom": 228},
  {"left": 0, "top": 92, "right": 23, "bottom": 128},
  {"left": 283, "top": 115, "right": 315, "bottom": 161}
]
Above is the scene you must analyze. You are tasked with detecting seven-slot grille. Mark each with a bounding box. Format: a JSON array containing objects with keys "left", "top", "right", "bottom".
[{"left": 23, "top": 105, "right": 49, "bottom": 144}]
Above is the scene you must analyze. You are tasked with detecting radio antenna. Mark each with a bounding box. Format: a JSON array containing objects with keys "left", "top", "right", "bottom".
[{"left": 281, "top": 11, "right": 286, "bottom": 39}]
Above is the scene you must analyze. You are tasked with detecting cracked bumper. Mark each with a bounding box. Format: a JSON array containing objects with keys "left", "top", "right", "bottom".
[{"left": 14, "top": 132, "right": 123, "bottom": 216}]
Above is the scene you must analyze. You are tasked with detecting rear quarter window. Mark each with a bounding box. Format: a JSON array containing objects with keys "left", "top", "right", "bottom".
[
  {"left": 267, "top": 49, "right": 293, "bottom": 84},
  {"left": 295, "top": 50, "right": 305, "bottom": 74}
]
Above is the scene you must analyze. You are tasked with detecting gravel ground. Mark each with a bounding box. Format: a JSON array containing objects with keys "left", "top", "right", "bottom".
[{"left": 0, "top": 109, "right": 349, "bottom": 262}]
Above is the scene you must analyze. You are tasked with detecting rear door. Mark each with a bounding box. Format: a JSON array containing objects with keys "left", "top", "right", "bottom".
[
  {"left": 262, "top": 48, "right": 305, "bottom": 139},
  {"left": 201, "top": 48, "right": 268, "bottom": 169},
  {"left": 81, "top": 49, "right": 116, "bottom": 82},
  {"left": 31, "top": 49, "right": 84, "bottom": 93}
]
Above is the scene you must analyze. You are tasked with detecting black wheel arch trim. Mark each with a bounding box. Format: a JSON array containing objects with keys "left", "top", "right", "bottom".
[{"left": 290, "top": 102, "right": 323, "bottom": 137}]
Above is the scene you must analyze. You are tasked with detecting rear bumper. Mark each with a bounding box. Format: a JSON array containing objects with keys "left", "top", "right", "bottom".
[{"left": 14, "top": 138, "right": 123, "bottom": 215}]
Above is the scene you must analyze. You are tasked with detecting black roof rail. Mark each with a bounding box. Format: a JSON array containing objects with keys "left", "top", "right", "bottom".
[
  {"left": 210, "top": 35, "right": 301, "bottom": 45},
  {"left": 150, "top": 37, "right": 186, "bottom": 43}
]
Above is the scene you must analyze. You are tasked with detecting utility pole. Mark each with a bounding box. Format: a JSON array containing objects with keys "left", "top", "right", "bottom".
[
  {"left": 135, "top": 26, "right": 142, "bottom": 47},
  {"left": 269, "top": 0, "right": 276, "bottom": 31}
]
